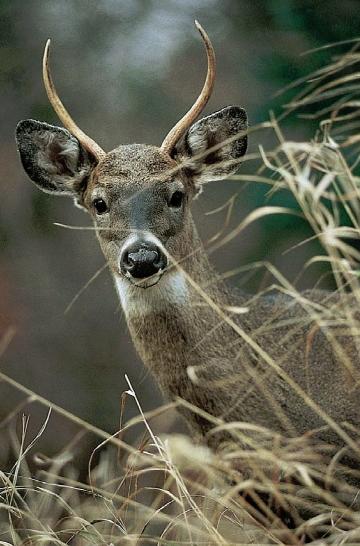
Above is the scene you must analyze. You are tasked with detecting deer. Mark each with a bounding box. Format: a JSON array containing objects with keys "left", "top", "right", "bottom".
[{"left": 16, "top": 22, "right": 360, "bottom": 509}]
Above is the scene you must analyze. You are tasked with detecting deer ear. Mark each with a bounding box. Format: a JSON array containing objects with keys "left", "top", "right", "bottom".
[
  {"left": 16, "top": 119, "right": 94, "bottom": 201},
  {"left": 174, "top": 106, "right": 248, "bottom": 188}
]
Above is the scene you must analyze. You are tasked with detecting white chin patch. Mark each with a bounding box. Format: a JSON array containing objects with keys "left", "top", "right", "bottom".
[{"left": 115, "top": 270, "right": 189, "bottom": 317}]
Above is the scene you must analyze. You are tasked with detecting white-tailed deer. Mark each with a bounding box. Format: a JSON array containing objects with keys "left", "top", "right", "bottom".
[{"left": 16, "top": 23, "right": 360, "bottom": 478}]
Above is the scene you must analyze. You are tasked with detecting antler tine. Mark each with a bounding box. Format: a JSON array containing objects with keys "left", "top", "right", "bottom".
[
  {"left": 43, "top": 39, "right": 106, "bottom": 162},
  {"left": 161, "top": 21, "right": 216, "bottom": 156}
]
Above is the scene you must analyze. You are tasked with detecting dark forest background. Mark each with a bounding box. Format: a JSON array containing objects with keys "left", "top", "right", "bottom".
[{"left": 0, "top": 0, "right": 359, "bottom": 464}]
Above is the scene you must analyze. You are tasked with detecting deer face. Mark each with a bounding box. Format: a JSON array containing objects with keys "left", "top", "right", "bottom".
[
  {"left": 83, "top": 143, "right": 191, "bottom": 288},
  {"left": 16, "top": 106, "right": 247, "bottom": 289},
  {"left": 15, "top": 23, "right": 248, "bottom": 290}
]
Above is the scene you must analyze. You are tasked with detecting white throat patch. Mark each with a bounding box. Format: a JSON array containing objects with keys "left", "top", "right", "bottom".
[{"left": 115, "top": 270, "right": 189, "bottom": 317}]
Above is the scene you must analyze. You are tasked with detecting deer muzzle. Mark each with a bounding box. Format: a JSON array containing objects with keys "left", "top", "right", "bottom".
[{"left": 120, "top": 238, "right": 167, "bottom": 284}]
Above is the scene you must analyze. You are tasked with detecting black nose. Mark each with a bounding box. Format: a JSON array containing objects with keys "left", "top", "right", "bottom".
[{"left": 121, "top": 242, "right": 167, "bottom": 279}]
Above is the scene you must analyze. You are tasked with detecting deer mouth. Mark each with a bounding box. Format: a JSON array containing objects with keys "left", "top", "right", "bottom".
[{"left": 124, "top": 268, "right": 165, "bottom": 289}]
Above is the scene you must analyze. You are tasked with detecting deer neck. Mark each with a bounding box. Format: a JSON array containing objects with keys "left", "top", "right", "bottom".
[{"left": 114, "top": 220, "right": 232, "bottom": 383}]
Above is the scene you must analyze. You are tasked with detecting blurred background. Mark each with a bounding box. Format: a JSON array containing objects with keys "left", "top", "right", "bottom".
[{"left": 0, "top": 0, "right": 359, "bottom": 465}]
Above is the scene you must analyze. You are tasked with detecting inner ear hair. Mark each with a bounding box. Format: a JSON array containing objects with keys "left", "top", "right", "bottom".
[
  {"left": 174, "top": 106, "right": 248, "bottom": 185},
  {"left": 16, "top": 119, "right": 93, "bottom": 196},
  {"left": 35, "top": 131, "right": 83, "bottom": 176}
]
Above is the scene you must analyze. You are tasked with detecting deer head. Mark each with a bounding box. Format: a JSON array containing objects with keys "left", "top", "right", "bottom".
[{"left": 16, "top": 22, "right": 248, "bottom": 290}]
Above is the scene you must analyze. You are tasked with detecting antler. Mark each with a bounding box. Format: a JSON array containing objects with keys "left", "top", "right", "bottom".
[
  {"left": 161, "top": 21, "right": 216, "bottom": 156},
  {"left": 43, "top": 39, "right": 106, "bottom": 162}
]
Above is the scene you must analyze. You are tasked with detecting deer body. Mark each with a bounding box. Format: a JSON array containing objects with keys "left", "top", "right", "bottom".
[
  {"left": 115, "top": 222, "right": 359, "bottom": 450},
  {"left": 15, "top": 24, "right": 360, "bottom": 463}
]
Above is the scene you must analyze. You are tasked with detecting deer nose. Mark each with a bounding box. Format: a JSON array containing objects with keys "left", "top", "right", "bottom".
[{"left": 121, "top": 243, "right": 167, "bottom": 279}]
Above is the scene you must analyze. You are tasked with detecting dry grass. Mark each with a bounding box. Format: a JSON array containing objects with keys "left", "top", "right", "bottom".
[{"left": 2, "top": 40, "right": 360, "bottom": 545}]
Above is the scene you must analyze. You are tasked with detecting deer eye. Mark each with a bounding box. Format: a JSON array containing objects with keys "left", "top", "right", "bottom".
[
  {"left": 168, "top": 190, "right": 184, "bottom": 208},
  {"left": 93, "top": 198, "right": 108, "bottom": 215}
]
